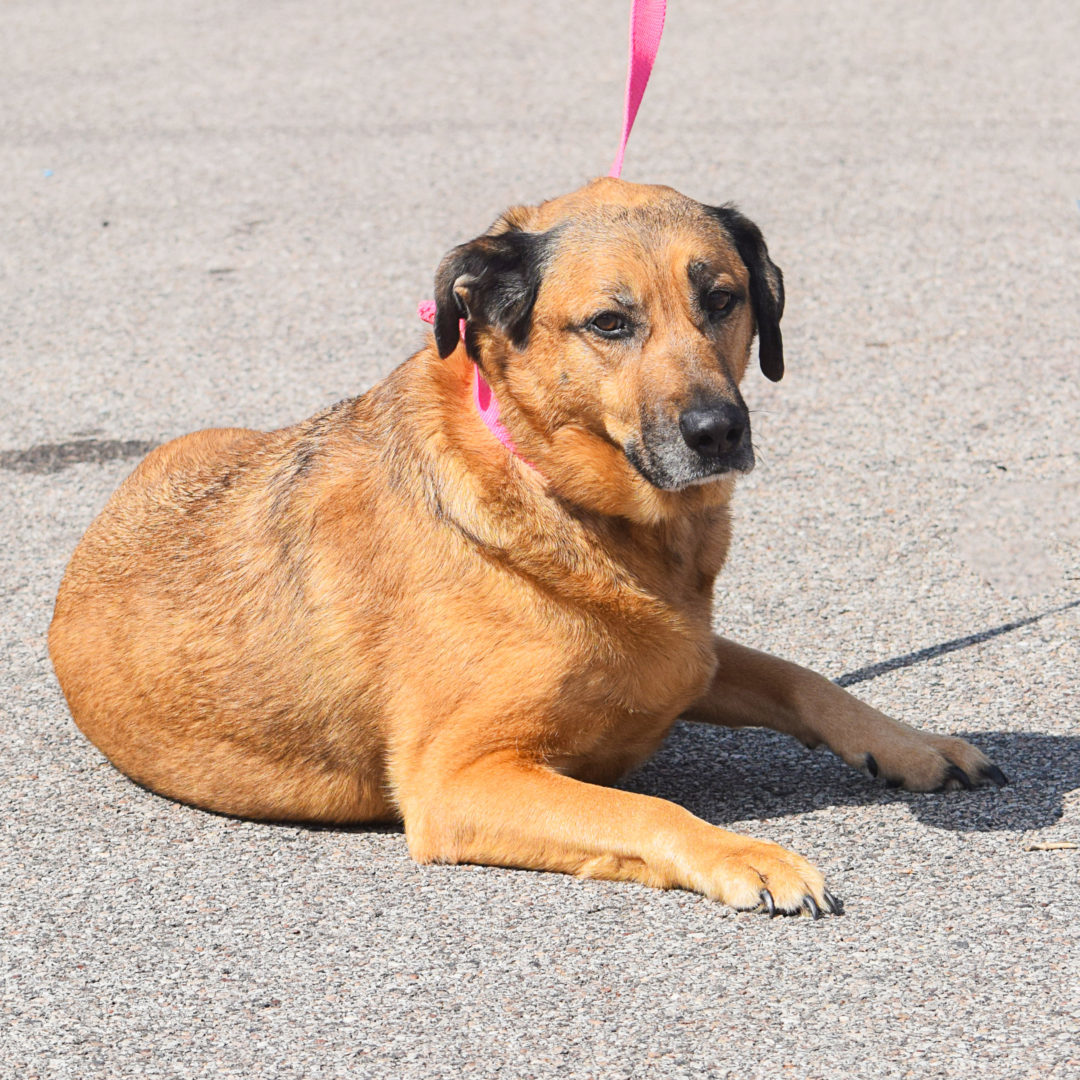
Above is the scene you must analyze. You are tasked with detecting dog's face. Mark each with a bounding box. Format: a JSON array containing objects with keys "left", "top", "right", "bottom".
[{"left": 434, "top": 178, "right": 784, "bottom": 520}]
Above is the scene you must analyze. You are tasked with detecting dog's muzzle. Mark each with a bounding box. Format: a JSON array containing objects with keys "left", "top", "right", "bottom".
[{"left": 626, "top": 399, "right": 755, "bottom": 490}]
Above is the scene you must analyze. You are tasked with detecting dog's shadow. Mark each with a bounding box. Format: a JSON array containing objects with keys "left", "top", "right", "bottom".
[
  {"left": 618, "top": 724, "right": 1080, "bottom": 833},
  {"left": 261, "top": 726, "right": 1076, "bottom": 839}
]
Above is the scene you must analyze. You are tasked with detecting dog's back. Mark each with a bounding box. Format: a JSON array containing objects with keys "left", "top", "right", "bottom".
[{"left": 49, "top": 410, "right": 405, "bottom": 823}]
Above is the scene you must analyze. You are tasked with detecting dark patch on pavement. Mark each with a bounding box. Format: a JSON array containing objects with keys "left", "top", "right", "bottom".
[
  {"left": 0, "top": 437, "right": 159, "bottom": 474},
  {"left": 835, "top": 598, "right": 1080, "bottom": 687},
  {"left": 629, "top": 725, "right": 1080, "bottom": 835}
]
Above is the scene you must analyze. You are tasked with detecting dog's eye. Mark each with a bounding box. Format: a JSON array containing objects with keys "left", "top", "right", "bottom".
[
  {"left": 588, "top": 312, "right": 631, "bottom": 338},
  {"left": 705, "top": 289, "right": 734, "bottom": 317}
]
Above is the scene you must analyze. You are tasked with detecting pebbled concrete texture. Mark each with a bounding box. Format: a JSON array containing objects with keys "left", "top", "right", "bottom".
[{"left": 1, "top": 1, "right": 1077, "bottom": 1077}]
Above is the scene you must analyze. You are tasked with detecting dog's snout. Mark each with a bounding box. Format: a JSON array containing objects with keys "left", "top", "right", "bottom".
[{"left": 678, "top": 403, "right": 748, "bottom": 460}]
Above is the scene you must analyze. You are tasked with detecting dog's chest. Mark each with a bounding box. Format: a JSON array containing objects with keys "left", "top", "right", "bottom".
[
  {"left": 547, "top": 601, "right": 716, "bottom": 782},
  {"left": 569, "top": 589, "right": 717, "bottom": 717},
  {"left": 550, "top": 515, "right": 723, "bottom": 716}
]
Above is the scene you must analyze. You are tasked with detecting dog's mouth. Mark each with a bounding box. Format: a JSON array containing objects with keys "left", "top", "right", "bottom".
[{"left": 623, "top": 438, "right": 755, "bottom": 491}]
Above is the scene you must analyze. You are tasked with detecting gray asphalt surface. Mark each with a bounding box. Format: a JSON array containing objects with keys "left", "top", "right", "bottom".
[{"left": 2, "top": 1, "right": 1078, "bottom": 1077}]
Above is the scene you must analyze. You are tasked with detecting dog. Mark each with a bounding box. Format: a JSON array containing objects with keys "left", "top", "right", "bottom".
[{"left": 49, "top": 178, "right": 1007, "bottom": 917}]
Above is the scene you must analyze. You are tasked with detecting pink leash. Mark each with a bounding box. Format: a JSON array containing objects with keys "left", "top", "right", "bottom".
[
  {"left": 418, "top": 0, "right": 666, "bottom": 466},
  {"left": 609, "top": 0, "right": 667, "bottom": 179}
]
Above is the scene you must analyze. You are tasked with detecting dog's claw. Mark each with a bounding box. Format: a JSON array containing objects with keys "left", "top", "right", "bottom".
[
  {"left": 942, "top": 764, "right": 973, "bottom": 791},
  {"left": 804, "top": 896, "right": 822, "bottom": 920},
  {"left": 980, "top": 763, "right": 1009, "bottom": 787},
  {"left": 823, "top": 889, "right": 844, "bottom": 915},
  {"left": 759, "top": 889, "right": 777, "bottom": 917},
  {"left": 865, "top": 753, "right": 879, "bottom": 778}
]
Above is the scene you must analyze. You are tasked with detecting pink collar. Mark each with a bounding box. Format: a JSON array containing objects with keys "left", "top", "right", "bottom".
[
  {"left": 472, "top": 365, "right": 540, "bottom": 473},
  {"left": 417, "top": 300, "right": 537, "bottom": 472},
  {"left": 473, "top": 365, "right": 534, "bottom": 468}
]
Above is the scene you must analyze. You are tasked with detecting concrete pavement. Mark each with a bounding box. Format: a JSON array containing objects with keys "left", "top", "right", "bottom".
[{"left": 2, "top": 1, "right": 1078, "bottom": 1076}]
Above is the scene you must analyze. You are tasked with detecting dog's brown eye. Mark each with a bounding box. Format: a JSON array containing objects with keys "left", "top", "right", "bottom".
[
  {"left": 706, "top": 290, "right": 734, "bottom": 316},
  {"left": 588, "top": 311, "right": 630, "bottom": 337}
]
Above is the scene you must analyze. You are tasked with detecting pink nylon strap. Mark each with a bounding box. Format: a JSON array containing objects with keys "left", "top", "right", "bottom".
[
  {"left": 472, "top": 364, "right": 534, "bottom": 467},
  {"left": 608, "top": 0, "right": 667, "bottom": 178},
  {"left": 416, "top": 302, "right": 536, "bottom": 469}
]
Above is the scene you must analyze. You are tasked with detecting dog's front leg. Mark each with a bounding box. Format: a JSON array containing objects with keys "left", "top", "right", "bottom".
[
  {"left": 683, "top": 637, "right": 1007, "bottom": 791},
  {"left": 399, "top": 752, "right": 837, "bottom": 915}
]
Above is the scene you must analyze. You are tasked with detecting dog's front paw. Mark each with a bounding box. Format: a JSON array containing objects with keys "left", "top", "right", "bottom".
[
  {"left": 698, "top": 838, "right": 841, "bottom": 918},
  {"left": 860, "top": 730, "right": 1007, "bottom": 793}
]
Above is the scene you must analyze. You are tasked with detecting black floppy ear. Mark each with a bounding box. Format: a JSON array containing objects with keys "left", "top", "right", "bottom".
[
  {"left": 432, "top": 229, "right": 548, "bottom": 360},
  {"left": 706, "top": 205, "right": 785, "bottom": 382}
]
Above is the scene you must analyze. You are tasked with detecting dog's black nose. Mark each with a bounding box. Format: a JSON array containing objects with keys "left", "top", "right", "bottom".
[{"left": 678, "top": 403, "right": 748, "bottom": 460}]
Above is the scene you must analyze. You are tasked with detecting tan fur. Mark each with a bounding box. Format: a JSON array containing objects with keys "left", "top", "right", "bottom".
[{"left": 50, "top": 178, "right": 1000, "bottom": 916}]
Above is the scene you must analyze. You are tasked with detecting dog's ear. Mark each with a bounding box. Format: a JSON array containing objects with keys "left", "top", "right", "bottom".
[
  {"left": 432, "top": 228, "right": 548, "bottom": 360},
  {"left": 706, "top": 205, "right": 785, "bottom": 382}
]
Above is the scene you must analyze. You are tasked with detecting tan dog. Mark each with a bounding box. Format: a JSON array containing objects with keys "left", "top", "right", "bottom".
[{"left": 50, "top": 178, "right": 1006, "bottom": 917}]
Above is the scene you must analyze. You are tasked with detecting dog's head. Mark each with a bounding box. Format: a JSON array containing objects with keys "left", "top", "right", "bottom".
[{"left": 433, "top": 178, "right": 784, "bottom": 521}]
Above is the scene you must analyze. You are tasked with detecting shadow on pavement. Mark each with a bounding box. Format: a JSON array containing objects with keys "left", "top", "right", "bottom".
[
  {"left": 113, "top": 722, "right": 1075, "bottom": 837},
  {"left": 833, "top": 599, "right": 1080, "bottom": 688},
  {"left": 621, "top": 723, "right": 1080, "bottom": 833}
]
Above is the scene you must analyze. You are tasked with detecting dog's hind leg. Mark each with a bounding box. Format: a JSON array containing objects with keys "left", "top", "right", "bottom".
[{"left": 682, "top": 637, "right": 1008, "bottom": 792}]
